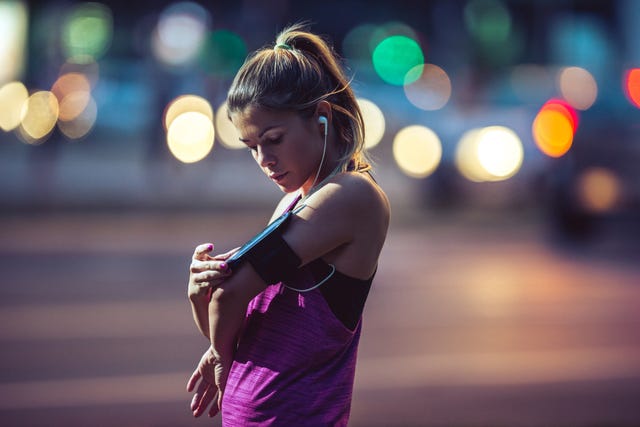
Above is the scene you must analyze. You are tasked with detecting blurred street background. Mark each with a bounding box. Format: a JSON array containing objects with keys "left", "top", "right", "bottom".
[{"left": 1, "top": 0, "right": 639, "bottom": 426}]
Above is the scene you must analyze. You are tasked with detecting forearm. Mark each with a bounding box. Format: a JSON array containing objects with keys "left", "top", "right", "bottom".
[
  {"left": 189, "top": 291, "right": 211, "bottom": 339},
  {"left": 208, "top": 287, "right": 246, "bottom": 367}
]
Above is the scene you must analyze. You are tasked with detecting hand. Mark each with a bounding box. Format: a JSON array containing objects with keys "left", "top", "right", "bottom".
[
  {"left": 186, "top": 347, "right": 228, "bottom": 418},
  {"left": 188, "top": 244, "right": 236, "bottom": 300}
]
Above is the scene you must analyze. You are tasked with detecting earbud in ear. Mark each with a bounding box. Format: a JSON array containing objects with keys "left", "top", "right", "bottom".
[{"left": 318, "top": 115, "right": 328, "bottom": 137}]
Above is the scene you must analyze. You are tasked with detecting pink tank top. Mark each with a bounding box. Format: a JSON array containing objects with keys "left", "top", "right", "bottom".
[{"left": 221, "top": 268, "right": 372, "bottom": 426}]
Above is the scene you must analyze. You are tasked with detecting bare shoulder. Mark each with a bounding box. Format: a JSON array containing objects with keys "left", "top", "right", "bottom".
[
  {"left": 305, "top": 171, "right": 390, "bottom": 228},
  {"left": 337, "top": 172, "right": 389, "bottom": 218}
]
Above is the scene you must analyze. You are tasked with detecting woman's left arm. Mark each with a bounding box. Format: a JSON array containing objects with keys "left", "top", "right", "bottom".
[{"left": 187, "top": 263, "right": 268, "bottom": 418}]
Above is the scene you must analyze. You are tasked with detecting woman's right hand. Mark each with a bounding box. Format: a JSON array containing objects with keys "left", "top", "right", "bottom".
[{"left": 188, "top": 244, "right": 235, "bottom": 300}]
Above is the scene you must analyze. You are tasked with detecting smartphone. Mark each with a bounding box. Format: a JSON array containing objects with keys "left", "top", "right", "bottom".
[{"left": 226, "top": 210, "right": 293, "bottom": 269}]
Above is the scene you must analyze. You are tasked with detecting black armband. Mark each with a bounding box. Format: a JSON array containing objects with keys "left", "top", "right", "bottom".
[{"left": 226, "top": 211, "right": 302, "bottom": 285}]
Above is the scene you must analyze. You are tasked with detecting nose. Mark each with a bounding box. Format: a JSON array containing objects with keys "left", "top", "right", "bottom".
[{"left": 256, "top": 146, "right": 276, "bottom": 168}]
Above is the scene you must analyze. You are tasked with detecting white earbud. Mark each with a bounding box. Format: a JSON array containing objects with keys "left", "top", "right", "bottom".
[{"left": 318, "top": 115, "right": 328, "bottom": 137}]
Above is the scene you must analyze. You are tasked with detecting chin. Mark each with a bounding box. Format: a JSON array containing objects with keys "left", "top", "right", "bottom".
[{"left": 279, "top": 185, "right": 298, "bottom": 193}]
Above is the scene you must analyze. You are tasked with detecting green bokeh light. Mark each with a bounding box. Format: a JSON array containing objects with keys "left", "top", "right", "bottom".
[
  {"left": 200, "top": 30, "right": 247, "bottom": 78},
  {"left": 372, "top": 35, "right": 424, "bottom": 86},
  {"left": 464, "top": 0, "right": 511, "bottom": 46},
  {"left": 62, "top": 3, "right": 113, "bottom": 63}
]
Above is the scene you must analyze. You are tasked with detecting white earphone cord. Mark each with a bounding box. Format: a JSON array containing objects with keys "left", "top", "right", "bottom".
[{"left": 293, "top": 118, "right": 331, "bottom": 213}]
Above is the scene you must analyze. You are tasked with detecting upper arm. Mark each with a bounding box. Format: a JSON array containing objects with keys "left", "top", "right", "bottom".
[{"left": 282, "top": 174, "right": 389, "bottom": 269}]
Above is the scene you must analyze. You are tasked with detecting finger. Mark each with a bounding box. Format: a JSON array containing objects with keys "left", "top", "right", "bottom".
[
  {"left": 191, "top": 377, "right": 209, "bottom": 412},
  {"left": 193, "top": 243, "right": 214, "bottom": 260},
  {"left": 209, "top": 390, "right": 221, "bottom": 417},
  {"left": 213, "top": 246, "right": 241, "bottom": 260},
  {"left": 193, "top": 271, "right": 231, "bottom": 285},
  {"left": 190, "top": 259, "right": 231, "bottom": 275},
  {"left": 186, "top": 368, "right": 201, "bottom": 392},
  {"left": 194, "top": 383, "right": 217, "bottom": 417}
]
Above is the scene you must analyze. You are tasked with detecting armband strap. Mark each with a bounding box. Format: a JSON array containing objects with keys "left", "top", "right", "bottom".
[{"left": 244, "top": 232, "right": 302, "bottom": 285}]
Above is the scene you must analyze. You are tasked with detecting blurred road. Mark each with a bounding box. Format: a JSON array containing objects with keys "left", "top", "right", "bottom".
[{"left": 0, "top": 211, "right": 639, "bottom": 427}]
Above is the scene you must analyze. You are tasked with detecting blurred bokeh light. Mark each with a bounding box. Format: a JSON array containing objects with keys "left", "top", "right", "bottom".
[
  {"left": 532, "top": 99, "right": 577, "bottom": 158},
  {"left": 215, "top": 102, "right": 243, "bottom": 150},
  {"left": 455, "top": 126, "right": 523, "bottom": 182},
  {"left": 0, "top": 81, "right": 28, "bottom": 131},
  {"left": 199, "top": 30, "right": 247, "bottom": 77},
  {"left": 557, "top": 66, "right": 598, "bottom": 111},
  {"left": 0, "top": 1, "right": 28, "bottom": 83},
  {"left": 57, "top": 95, "right": 97, "bottom": 140},
  {"left": 357, "top": 98, "right": 385, "bottom": 149},
  {"left": 577, "top": 167, "right": 621, "bottom": 214},
  {"left": 476, "top": 126, "right": 523, "bottom": 180},
  {"left": 624, "top": 68, "right": 640, "bottom": 108},
  {"left": 51, "top": 72, "right": 92, "bottom": 121},
  {"left": 19, "top": 91, "right": 59, "bottom": 144},
  {"left": 152, "top": 2, "right": 210, "bottom": 67},
  {"left": 393, "top": 125, "right": 442, "bottom": 178},
  {"left": 372, "top": 35, "right": 424, "bottom": 86},
  {"left": 166, "top": 111, "right": 214, "bottom": 163},
  {"left": 62, "top": 2, "right": 113, "bottom": 64},
  {"left": 164, "top": 94, "right": 213, "bottom": 132},
  {"left": 404, "top": 63, "right": 452, "bottom": 111}
]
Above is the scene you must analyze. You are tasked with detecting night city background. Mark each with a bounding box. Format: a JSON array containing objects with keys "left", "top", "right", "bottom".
[{"left": 1, "top": 0, "right": 639, "bottom": 426}]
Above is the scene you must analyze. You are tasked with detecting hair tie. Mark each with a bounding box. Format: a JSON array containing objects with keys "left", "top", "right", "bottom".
[{"left": 275, "top": 43, "right": 292, "bottom": 50}]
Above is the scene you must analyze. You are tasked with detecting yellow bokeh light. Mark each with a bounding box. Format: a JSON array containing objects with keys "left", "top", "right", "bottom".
[
  {"left": 577, "top": 167, "right": 620, "bottom": 213},
  {"left": 456, "top": 129, "right": 489, "bottom": 182},
  {"left": 215, "top": 102, "right": 244, "bottom": 149},
  {"left": 0, "top": 1, "right": 28, "bottom": 83},
  {"left": 558, "top": 66, "right": 597, "bottom": 110},
  {"left": 20, "top": 91, "right": 59, "bottom": 143},
  {"left": 476, "top": 126, "right": 523, "bottom": 180},
  {"left": 393, "top": 125, "right": 442, "bottom": 178},
  {"left": 0, "top": 81, "right": 28, "bottom": 131},
  {"left": 57, "top": 96, "right": 97, "bottom": 139},
  {"left": 167, "top": 111, "right": 214, "bottom": 163},
  {"left": 532, "top": 109, "right": 574, "bottom": 158},
  {"left": 404, "top": 63, "right": 452, "bottom": 111},
  {"left": 357, "top": 98, "right": 385, "bottom": 149},
  {"left": 164, "top": 94, "right": 213, "bottom": 132}
]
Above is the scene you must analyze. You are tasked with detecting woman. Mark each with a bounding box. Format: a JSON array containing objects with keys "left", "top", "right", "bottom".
[{"left": 186, "top": 23, "right": 390, "bottom": 426}]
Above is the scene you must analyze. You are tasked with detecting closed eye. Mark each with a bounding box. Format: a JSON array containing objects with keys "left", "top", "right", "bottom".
[{"left": 265, "top": 136, "right": 282, "bottom": 145}]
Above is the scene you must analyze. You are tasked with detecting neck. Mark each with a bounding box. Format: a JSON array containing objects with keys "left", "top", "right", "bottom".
[{"left": 300, "top": 155, "right": 341, "bottom": 197}]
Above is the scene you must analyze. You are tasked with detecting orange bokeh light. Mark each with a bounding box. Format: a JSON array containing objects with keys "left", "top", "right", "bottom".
[
  {"left": 624, "top": 68, "right": 640, "bottom": 108},
  {"left": 541, "top": 99, "right": 578, "bottom": 133},
  {"left": 532, "top": 99, "right": 577, "bottom": 158}
]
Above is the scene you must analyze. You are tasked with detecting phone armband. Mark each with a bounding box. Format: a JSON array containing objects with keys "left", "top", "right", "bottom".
[{"left": 226, "top": 211, "right": 302, "bottom": 285}]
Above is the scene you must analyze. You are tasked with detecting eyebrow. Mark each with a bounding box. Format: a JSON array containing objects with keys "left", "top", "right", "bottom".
[{"left": 239, "top": 125, "right": 281, "bottom": 142}]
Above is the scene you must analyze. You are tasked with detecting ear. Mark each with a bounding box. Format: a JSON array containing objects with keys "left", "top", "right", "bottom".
[{"left": 314, "top": 100, "right": 332, "bottom": 135}]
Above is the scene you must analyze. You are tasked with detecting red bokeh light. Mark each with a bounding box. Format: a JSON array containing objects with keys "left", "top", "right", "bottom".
[{"left": 624, "top": 68, "right": 640, "bottom": 108}]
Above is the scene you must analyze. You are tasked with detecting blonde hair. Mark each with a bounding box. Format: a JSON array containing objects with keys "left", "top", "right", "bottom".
[{"left": 226, "top": 23, "right": 371, "bottom": 172}]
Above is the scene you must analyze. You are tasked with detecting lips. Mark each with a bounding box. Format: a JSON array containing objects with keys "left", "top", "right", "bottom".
[{"left": 269, "top": 172, "right": 288, "bottom": 183}]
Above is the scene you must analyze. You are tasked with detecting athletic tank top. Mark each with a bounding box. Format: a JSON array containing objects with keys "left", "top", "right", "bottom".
[{"left": 221, "top": 261, "right": 374, "bottom": 426}]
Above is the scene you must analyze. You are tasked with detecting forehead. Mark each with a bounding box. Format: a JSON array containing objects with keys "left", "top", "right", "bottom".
[{"left": 231, "top": 106, "right": 294, "bottom": 132}]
